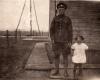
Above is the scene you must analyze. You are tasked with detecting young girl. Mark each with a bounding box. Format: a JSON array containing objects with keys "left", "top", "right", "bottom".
[{"left": 71, "top": 35, "right": 88, "bottom": 78}]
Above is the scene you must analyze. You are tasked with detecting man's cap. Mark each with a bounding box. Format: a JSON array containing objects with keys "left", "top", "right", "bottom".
[{"left": 57, "top": 1, "right": 67, "bottom": 9}]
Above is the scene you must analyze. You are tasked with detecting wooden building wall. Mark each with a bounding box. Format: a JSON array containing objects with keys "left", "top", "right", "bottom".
[{"left": 49, "top": 0, "right": 100, "bottom": 50}]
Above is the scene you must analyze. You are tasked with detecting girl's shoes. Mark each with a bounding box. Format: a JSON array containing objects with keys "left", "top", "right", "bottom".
[
  {"left": 78, "top": 73, "right": 82, "bottom": 76},
  {"left": 78, "top": 71, "right": 83, "bottom": 77}
]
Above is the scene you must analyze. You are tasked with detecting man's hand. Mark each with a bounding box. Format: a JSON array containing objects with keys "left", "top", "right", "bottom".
[
  {"left": 52, "top": 39, "right": 54, "bottom": 43},
  {"left": 68, "top": 42, "right": 72, "bottom": 47},
  {"left": 50, "top": 38, "right": 54, "bottom": 44}
]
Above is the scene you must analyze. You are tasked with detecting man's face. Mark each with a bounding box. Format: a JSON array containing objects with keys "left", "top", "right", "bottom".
[{"left": 58, "top": 8, "right": 66, "bottom": 15}]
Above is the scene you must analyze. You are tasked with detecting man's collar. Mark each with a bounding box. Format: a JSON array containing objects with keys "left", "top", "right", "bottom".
[{"left": 58, "top": 14, "right": 65, "bottom": 17}]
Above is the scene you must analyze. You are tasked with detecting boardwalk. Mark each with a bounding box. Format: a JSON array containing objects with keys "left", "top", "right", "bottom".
[
  {"left": 14, "top": 42, "right": 100, "bottom": 80},
  {"left": 25, "top": 42, "right": 51, "bottom": 70}
]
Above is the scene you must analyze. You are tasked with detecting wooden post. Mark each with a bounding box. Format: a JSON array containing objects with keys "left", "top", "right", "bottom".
[
  {"left": 33, "top": 31, "right": 34, "bottom": 36},
  {"left": 6, "top": 30, "right": 9, "bottom": 48},
  {"left": 19, "top": 30, "right": 22, "bottom": 39},
  {"left": 42, "top": 31, "right": 43, "bottom": 36},
  {"left": 15, "top": 29, "right": 17, "bottom": 43}
]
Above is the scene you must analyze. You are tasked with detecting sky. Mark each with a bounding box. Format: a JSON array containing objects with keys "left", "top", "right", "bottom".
[
  {"left": 0, "top": 0, "right": 100, "bottom": 32},
  {"left": 0, "top": 0, "right": 49, "bottom": 32}
]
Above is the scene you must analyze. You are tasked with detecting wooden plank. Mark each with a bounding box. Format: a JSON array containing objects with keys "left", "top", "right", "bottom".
[{"left": 25, "top": 42, "right": 51, "bottom": 70}]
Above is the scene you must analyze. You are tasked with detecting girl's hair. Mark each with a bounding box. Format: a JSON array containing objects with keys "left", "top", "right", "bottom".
[{"left": 75, "top": 35, "right": 84, "bottom": 41}]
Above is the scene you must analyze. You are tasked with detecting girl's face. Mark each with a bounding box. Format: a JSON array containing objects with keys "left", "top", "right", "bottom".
[{"left": 77, "top": 37, "right": 82, "bottom": 43}]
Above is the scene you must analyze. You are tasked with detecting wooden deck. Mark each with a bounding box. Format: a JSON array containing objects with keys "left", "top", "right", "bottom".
[
  {"left": 25, "top": 42, "right": 100, "bottom": 70},
  {"left": 14, "top": 42, "right": 100, "bottom": 80}
]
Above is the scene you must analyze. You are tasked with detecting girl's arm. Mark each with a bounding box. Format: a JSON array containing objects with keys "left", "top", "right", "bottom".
[
  {"left": 71, "top": 43, "right": 75, "bottom": 56},
  {"left": 71, "top": 49, "right": 74, "bottom": 56},
  {"left": 84, "top": 43, "right": 88, "bottom": 50}
]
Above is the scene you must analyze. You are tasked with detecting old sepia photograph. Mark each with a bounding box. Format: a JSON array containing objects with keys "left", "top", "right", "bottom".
[{"left": 0, "top": 0, "right": 100, "bottom": 80}]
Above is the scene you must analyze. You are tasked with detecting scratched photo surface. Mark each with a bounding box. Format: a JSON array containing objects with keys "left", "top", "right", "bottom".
[{"left": 0, "top": 0, "right": 100, "bottom": 80}]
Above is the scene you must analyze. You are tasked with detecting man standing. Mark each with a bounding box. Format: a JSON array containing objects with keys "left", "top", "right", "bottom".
[{"left": 50, "top": 1, "right": 73, "bottom": 77}]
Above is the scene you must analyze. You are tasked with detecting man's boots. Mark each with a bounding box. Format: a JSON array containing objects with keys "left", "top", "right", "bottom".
[
  {"left": 50, "top": 69, "right": 59, "bottom": 76},
  {"left": 64, "top": 70, "right": 69, "bottom": 77}
]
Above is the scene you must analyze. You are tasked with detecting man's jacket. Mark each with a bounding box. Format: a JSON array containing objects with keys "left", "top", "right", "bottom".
[{"left": 50, "top": 15, "right": 73, "bottom": 43}]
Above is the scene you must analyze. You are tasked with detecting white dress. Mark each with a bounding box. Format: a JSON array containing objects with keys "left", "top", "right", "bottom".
[{"left": 71, "top": 43, "right": 88, "bottom": 63}]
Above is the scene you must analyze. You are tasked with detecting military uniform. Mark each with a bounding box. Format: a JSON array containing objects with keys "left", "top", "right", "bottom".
[
  {"left": 50, "top": 1, "right": 73, "bottom": 76},
  {"left": 50, "top": 15, "right": 72, "bottom": 43}
]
